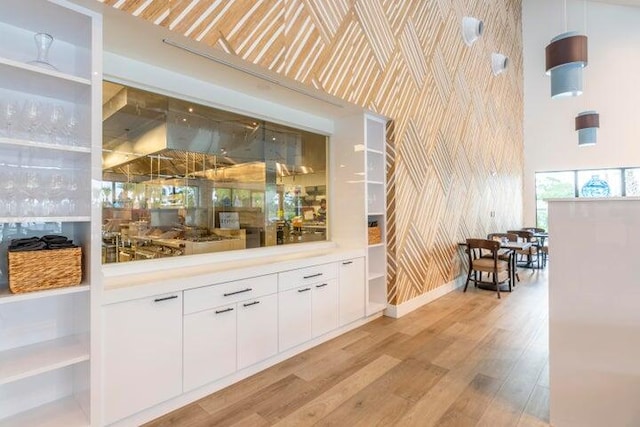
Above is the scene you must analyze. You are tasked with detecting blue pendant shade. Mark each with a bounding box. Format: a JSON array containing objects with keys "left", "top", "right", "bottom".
[
  {"left": 575, "top": 111, "right": 599, "bottom": 146},
  {"left": 545, "top": 31, "right": 588, "bottom": 98}
]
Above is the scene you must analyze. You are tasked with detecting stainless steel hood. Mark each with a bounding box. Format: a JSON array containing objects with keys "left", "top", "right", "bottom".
[{"left": 102, "top": 82, "right": 324, "bottom": 182}]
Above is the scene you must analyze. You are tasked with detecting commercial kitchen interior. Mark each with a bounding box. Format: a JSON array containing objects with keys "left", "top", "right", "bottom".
[{"left": 1, "top": 0, "right": 639, "bottom": 426}]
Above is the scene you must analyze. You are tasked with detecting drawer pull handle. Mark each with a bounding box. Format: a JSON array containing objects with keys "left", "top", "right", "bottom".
[
  {"left": 298, "top": 288, "right": 311, "bottom": 293},
  {"left": 243, "top": 301, "right": 260, "bottom": 307},
  {"left": 215, "top": 308, "right": 234, "bottom": 314},
  {"left": 303, "top": 273, "right": 323, "bottom": 279},
  {"left": 224, "top": 288, "right": 252, "bottom": 297},
  {"left": 154, "top": 295, "right": 178, "bottom": 302},
  {"left": 316, "top": 283, "right": 328, "bottom": 288},
  {"left": 342, "top": 261, "right": 353, "bottom": 265}
]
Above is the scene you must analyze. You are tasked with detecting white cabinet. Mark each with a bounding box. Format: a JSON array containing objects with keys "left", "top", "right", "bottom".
[
  {"left": 0, "top": 0, "right": 100, "bottom": 425},
  {"left": 237, "top": 293, "right": 278, "bottom": 370},
  {"left": 278, "top": 263, "right": 339, "bottom": 351},
  {"left": 278, "top": 286, "right": 312, "bottom": 351},
  {"left": 338, "top": 258, "right": 365, "bottom": 326},
  {"left": 311, "top": 279, "right": 338, "bottom": 337},
  {"left": 103, "top": 293, "right": 183, "bottom": 425},
  {"left": 183, "top": 275, "right": 278, "bottom": 389},
  {"left": 183, "top": 303, "right": 237, "bottom": 392}
]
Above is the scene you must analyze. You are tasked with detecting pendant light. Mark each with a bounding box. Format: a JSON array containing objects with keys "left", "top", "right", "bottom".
[
  {"left": 575, "top": 111, "right": 599, "bottom": 146},
  {"left": 545, "top": 1, "right": 588, "bottom": 98}
]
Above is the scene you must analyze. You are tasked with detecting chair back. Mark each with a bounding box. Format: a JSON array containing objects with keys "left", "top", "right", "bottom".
[
  {"left": 466, "top": 238, "right": 500, "bottom": 262},
  {"left": 507, "top": 230, "right": 534, "bottom": 242},
  {"left": 522, "top": 227, "right": 545, "bottom": 233}
]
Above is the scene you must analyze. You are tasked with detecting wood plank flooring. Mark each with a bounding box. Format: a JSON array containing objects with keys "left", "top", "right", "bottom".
[{"left": 146, "top": 268, "right": 549, "bottom": 427}]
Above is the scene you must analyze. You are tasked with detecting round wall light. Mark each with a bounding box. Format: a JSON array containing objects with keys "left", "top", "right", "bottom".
[
  {"left": 462, "top": 16, "right": 484, "bottom": 47},
  {"left": 491, "top": 53, "right": 508, "bottom": 76}
]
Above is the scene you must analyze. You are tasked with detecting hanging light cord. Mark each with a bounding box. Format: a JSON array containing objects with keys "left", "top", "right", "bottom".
[
  {"left": 584, "top": 0, "right": 588, "bottom": 34},
  {"left": 564, "top": 0, "right": 568, "bottom": 32}
]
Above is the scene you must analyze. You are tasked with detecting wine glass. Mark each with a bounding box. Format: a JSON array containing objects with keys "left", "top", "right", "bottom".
[
  {"left": 21, "top": 99, "right": 43, "bottom": 140},
  {"left": 64, "top": 110, "right": 80, "bottom": 146},
  {"left": 46, "top": 104, "right": 65, "bottom": 144},
  {"left": 0, "top": 99, "right": 19, "bottom": 137}
]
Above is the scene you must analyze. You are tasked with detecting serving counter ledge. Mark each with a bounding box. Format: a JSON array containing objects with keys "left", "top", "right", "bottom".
[{"left": 102, "top": 242, "right": 365, "bottom": 304}]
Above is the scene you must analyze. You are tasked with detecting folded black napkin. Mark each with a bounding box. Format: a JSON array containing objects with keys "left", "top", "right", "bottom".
[
  {"left": 41, "top": 235, "right": 70, "bottom": 244},
  {"left": 9, "top": 241, "right": 47, "bottom": 252},
  {"left": 8, "top": 235, "right": 77, "bottom": 252}
]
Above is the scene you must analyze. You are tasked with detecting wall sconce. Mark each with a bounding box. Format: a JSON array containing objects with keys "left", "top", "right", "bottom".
[
  {"left": 491, "top": 53, "right": 508, "bottom": 76},
  {"left": 575, "top": 110, "right": 599, "bottom": 146},
  {"left": 462, "top": 17, "right": 484, "bottom": 46},
  {"left": 545, "top": 31, "right": 588, "bottom": 98}
]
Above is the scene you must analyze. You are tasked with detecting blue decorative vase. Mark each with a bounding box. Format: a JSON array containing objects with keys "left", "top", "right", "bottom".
[{"left": 580, "top": 175, "right": 610, "bottom": 197}]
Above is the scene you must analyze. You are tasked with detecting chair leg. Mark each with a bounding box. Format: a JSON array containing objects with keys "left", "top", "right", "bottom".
[
  {"left": 464, "top": 268, "right": 472, "bottom": 292},
  {"left": 495, "top": 273, "right": 501, "bottom": 299}
]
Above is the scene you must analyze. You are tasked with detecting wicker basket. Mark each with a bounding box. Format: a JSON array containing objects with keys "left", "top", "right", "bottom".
[
  {"left": 8, "top": 247, "right": 82, "bottom": 293},
  {"left": 368, "top": 226, "right": 382, "bottom": 245}
]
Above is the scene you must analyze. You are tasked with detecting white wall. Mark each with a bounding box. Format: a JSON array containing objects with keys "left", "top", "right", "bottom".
[{"left": 522, "top": 0, "right": 640, "bottom": 226}]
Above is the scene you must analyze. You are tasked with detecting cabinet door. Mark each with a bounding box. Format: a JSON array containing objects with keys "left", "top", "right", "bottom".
[
  {"left": 237, "top": 293, "right": 278, "bottom": 370},
  {"left": 278, "top": 286, "right": 312, "bottom": 351},
  {"left": 338, "top": 258, "right": 366, "bottom": 326},
  {"left": 103, "top": 293, "right": 183, "bottom": 425},
  {"left": 183, "top": 303, "right": 237, "bottom": 392},
  {"left": 312, "top": 279, "right": 338, "bottom": 338}
]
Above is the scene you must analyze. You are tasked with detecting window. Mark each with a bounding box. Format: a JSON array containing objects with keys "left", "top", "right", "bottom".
[
  {"left": 102, "top": 82, "right": 328, "bottom": 263},
  {"left": 535, "top": 167, "right": 639, "bottom": 229},
  {"left": 535, "top": 172, "right": 575, "bottom": 230},
  {"left": 625, "top": 168, "right": 640, "bottom": 196}
]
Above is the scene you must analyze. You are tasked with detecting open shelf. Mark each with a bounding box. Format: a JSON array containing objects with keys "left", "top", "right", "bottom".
[
  {"left": 0, "top": 217, "right": 91, "bottom": 224},
  {"left": 0, "top": 137, "right": 91, "bottom": 153},
  {"left": 0, "top": 57, "right": 91, "bottom": 86},
  {"left": 0, "top": 62, "right": 91, "bottom": 102},
  {"left": 366, "top": 301, "right": 387, "bottom": 314},
  {"left": 368, "top": 272, "right": 385, "bottom": 280},
  {"left": 0, "top": 285, "right": 90, "bottom": 305},
  {"left": 0, "top": 334, "right": 89, "bottom": 386},
  {"left": 0, "top": 395, "right": 88, "bottom": 427}
]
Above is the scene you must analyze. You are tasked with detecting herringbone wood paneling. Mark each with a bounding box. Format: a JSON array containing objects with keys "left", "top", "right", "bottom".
[{"left": 102, "top": 0, "right": 524, "bottom": 306}]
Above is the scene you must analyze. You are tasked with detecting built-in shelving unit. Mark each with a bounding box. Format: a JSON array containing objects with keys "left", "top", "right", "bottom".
[
  {"left": 0, "top": 1, "right": 100, "bottom": 425},
  {"left": 332, "top": 112, "right": 388, "bottom": 316},
  {"left": 364, "top": 115, "right": 388, "bottom": 315}
]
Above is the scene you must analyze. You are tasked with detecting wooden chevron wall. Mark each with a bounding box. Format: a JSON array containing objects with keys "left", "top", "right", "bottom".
[{"left": 100, "top": 0, "right": 524, "bottom": 306}]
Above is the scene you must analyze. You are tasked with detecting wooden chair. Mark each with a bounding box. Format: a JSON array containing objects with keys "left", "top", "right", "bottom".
[
  {"left": 508, "top": 230, "right": 540, "bottom": 269},
  {"left": 541, "top": 243, "right": 549, "bottom": 268},
  {"left": 487, "top": 232, "right": 520, "bottom": 282},
  {"left": 464, "top": 238, "right": 512, "bottom": 299}
]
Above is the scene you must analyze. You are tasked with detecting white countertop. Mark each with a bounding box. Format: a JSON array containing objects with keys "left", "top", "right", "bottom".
[
  {"left": 101, "top": 243, "right": 365, "bottom": 304},
  {"left": 546, "top": 197, "right": 640, "bottom": 202}
]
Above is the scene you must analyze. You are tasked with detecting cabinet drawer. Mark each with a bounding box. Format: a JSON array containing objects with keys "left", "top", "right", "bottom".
[
  {"left": 278, "top": 263, "right": 337, "bottom": 291},
  {"left": 184, "top": 274, "right": 277, "bottom": 314}
]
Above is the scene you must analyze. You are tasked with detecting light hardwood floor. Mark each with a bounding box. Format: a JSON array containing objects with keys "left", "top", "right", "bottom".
[{"left": 146, "top": 268, "right": 549, "bottom": 427}]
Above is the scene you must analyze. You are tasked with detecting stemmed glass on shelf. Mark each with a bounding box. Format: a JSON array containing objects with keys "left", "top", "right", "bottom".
[
  {"left": 0, "top": 99, "right": 19, "bottom": 138},
  {"left": 21, "top": 99, "right": 43, "bottom": 141}
]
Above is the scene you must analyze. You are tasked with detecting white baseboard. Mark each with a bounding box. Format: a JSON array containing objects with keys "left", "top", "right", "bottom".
[{"left": 384, "top": 275, "right": 465, "bottom": 318}]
